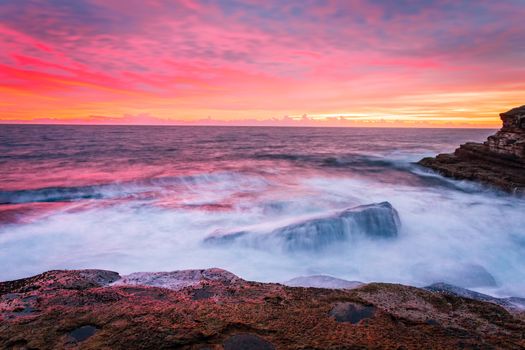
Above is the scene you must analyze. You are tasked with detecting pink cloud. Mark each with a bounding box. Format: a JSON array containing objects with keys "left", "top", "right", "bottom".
[{"left": 0, "top": 0, "right": 524, "bottom": 126}]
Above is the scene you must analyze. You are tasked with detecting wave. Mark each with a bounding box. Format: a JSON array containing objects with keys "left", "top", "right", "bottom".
[
  {"left": 254, "top": 152, "right": 405, "bottom": 168},
  {"left": 204, "top": 201, "right": 400, "bottom": 252},
  {"left": 253, "top": 152, "right": 492, "bottom": 193},
  {"left": 0, "top": 171, "right": 265, "bottom": 205},
  {"left": 0, "top": 186, "right": 107, "bottom": 204}
]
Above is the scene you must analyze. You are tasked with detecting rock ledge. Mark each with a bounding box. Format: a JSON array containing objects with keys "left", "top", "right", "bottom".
[
  {"left": 1, "top": 268, "right": 524, "bottom": 349},
  {"left": 419, "top": 105, "right": 525, "bottom": 193}
]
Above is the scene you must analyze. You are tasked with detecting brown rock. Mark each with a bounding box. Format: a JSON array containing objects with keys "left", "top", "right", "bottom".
[
  {"left": 0, "top": 269, "right": 524, "bottom": 349},
  {"left": 419, "top": 105, "right": 525, "bottom": 193}
]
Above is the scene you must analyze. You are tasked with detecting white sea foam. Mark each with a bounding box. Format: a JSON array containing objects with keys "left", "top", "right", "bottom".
[{"left": 1, "top": 167, "right": 524, "bottom": 298}]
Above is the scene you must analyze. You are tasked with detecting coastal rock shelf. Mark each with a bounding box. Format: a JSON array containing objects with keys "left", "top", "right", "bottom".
[
  {"left": 419, "top": 105, "right": 525, "bottom": 193},
  {"left": 1, "top": 269, "right": 524, "bottom": 349}
]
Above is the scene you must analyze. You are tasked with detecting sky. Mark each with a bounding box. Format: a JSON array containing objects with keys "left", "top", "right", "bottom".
[{"left": 0, "top": 0, "right": 524, "bottom": 127}]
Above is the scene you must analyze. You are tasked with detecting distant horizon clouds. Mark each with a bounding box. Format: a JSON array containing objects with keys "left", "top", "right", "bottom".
[{"left": 1, "top": 0, "right": 524, "bottom": 127}]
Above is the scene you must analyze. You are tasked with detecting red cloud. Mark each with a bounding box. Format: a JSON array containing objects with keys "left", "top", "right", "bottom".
[{"left": 0, "top": 0, "right": 524, "bottom": 126}]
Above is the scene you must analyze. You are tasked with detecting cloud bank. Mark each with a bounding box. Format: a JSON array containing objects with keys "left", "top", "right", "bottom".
[{"left": 1, "top": 0, "right": 524, "bottom": 126}]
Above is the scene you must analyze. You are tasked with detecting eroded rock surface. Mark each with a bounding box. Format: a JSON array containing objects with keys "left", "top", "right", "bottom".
[
  {"left": 419, "top": 105, "right": 525, "bottom": 193},
  {"left": 1, "top": 269, "right": 524, "bottom": 349}
]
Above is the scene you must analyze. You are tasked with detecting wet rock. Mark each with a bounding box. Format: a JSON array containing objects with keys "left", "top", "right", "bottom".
[
  {"left": 425, "top": 283, "right": 500, "bottom": 303},
  {"left": 205, "top": 202, "right": 400, "bottom": 252},
  {"left": 69, "top": 325, "right": 98, "bottom": 342},
  {"left": 112, "top": 268, "right": 239, "bottom": 290},
  {"left": 223, "top": 334, "right": 275, "bottom": 350},
  {"left": 411, "top": 263, "right": 497, "bottom": 288},
  {"left": 507, "top": 297, "right": 525, "bottom": 309},
  {"left": 329, "top": 302, "right": 376, "bottom": 323},
  {"left": 425, "top": 282, "right": 525, "bottom": 311},
  {"left": 283, "top": 275, "right": 364, "bottom": 289},
  {"left": 419, "top": 105, "right": 525, "bottom": 193},
  {"left": 426, "top": 319, "right": 439, "bottom": 325}
]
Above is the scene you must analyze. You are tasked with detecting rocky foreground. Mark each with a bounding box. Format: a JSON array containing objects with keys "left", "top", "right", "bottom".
[
  {"left": 1, "top": 269, "right": 524, "bottom": 349},
  {"left": 419, "top": 105, "right": 525, "bottom": 193}
]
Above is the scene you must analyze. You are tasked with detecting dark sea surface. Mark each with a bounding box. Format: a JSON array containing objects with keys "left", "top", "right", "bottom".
[{"left": 1, "top": 125, "right": 524, "bottom": 297}]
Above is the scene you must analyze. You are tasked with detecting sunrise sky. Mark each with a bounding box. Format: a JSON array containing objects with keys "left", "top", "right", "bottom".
[{"left": 1, "top": 0, "right": 524, "bottom": 127}]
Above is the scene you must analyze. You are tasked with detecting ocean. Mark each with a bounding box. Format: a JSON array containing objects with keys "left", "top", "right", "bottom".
[{"left": 1, "top": 125, "right": 524, "bottom": 298}]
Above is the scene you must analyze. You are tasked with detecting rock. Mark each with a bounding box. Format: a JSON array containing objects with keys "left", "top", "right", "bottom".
[
  {"left": 204, "top": 202, "right": 400, "bottom": 252},
  {"left": 223, "top": 334, "right": 275, "bottom": 350},
  {"left": 68, "top": 325, "right": 98, "bottom": 342},
  {"left": 424, "top": 282, "right": 525, "bottom": 311},
  {"left": 410, "top": 263, "right": 497, "bottom": 288},
  {"left": 0, "top": 269, "right": 120, "bottom": 294},
  {"left": 488, "top": 105, "right": 525, "bottom": 158},
  {"left": 283, "top": 275, "right": 364, "bottom": 289},
  {"left": 112, "top": 268, "right": 240, "bottom": 291},
  {"left": 507, "top": 297, "right": 525, "bottom": 309},
  {"left": 418, "top": 105, "right": 525, "bottom": 193},
  {"left": 329, "top": 302, "right": 376, "bottom": 323},
  {"left": 0, "top": 269, "right": 524, "bottom": 349}
]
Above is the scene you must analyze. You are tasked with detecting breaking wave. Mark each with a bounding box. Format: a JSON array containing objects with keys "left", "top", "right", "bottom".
[{"left": 0, "top": 172, "right": 267, "bottom": 205}]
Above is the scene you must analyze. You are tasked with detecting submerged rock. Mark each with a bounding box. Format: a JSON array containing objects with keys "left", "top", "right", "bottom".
[
  {"left": 1, "top": 269, "right": 524, "bottom": 349},
  {"left": 283, "top": 275, "right": 364, "bottom": 289},
  {"left": 204, "top": 202, "right": 400, "bottom": 252},
  {"left": 410, "top": 263, "right": 497, "bottom": 288},
  {"left": 419, "top": 105, "right": 525, "bottom": 193}
]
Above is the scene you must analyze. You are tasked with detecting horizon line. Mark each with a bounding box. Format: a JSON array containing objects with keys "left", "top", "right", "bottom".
[{"left": 0, "top": 122, "right": 498, "bottom": 129}]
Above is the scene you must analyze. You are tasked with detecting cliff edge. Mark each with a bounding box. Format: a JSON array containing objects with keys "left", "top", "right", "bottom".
[{"left": 419, "top": 105, "right": 525, "bottom": 193}]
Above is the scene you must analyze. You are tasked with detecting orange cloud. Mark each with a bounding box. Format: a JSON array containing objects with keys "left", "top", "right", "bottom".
[{"left": 0, "top": 1, "right": 524, "bottom": 127}]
